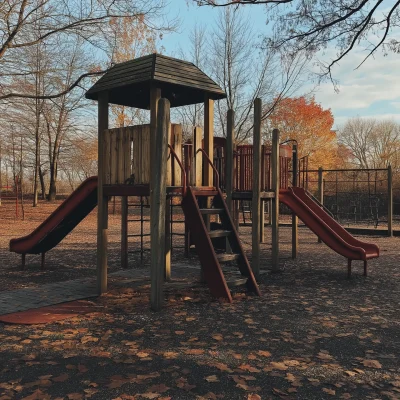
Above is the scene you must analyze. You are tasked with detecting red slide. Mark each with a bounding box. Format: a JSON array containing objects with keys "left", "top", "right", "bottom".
[
  {"left": 10, "top": 176, "right": 98, "bottom": 255},
  {"left": 280, "top": 187, "right": 379, "bottom": 263}
]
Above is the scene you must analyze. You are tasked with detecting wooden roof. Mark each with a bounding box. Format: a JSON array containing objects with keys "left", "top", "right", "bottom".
[{"left": 85, "top": 54, "right": 226, "bottom": 108}]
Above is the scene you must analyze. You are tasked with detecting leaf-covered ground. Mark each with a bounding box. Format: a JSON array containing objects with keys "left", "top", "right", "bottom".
[{"left": 1, "top": 200, "right": 399, "bottom": 399}]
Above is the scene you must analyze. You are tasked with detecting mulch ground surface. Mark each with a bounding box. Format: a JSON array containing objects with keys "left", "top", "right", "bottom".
[{"left": 1, "top": 199, "right": 400, "bottom": 399}]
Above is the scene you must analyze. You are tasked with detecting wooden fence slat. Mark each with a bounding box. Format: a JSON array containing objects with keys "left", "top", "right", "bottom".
[
  {"left": 110, "top": 129, "right": 117, "bottom": 184},
  {"left": 173, "top": 124, "right": 183, "bottom": 186}
]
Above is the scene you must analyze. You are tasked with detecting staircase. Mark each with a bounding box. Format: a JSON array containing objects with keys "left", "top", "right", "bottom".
[{"left": 181, "top": 186, "right": 260, "bottom": 302}]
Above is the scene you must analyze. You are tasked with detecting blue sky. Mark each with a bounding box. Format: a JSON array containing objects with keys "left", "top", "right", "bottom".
[{"left": 160, "top": 1, "right": 400, "bottom": 129}]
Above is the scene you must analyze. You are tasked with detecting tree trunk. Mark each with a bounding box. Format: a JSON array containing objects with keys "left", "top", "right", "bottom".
[
  {"left": 39, "top": 166, "right": 46, "bottom": 200},
  {"left": 48, "top": 169, "right": 57, "bottom": 201}
]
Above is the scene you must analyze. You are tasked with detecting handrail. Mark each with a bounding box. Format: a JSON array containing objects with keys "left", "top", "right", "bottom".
[
  {"left": 168, "top": 144, "right": 187, "bottom": 196},
  {"left": 196, "top": 148, "right": 220, "bottom": 190},
  {"left": 305, "top": 189, "right": 335, "bottom": 219}
]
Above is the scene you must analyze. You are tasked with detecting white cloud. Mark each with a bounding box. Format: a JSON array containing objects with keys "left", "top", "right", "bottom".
[{"left": 312, "top": 52, "right": 400, "bottom": 111}]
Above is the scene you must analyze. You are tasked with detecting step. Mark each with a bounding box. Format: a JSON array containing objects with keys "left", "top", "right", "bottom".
[
  {"left": 191, "top": 187, "right": 218, "bottom": 196},
  {"left": 209, "top": 230, "right": 231, "bottom": 238},
  {"left": 226, "top": 277, "right": 248, "bottom": 288},
  {"left": 200, "top": 208, "right": 224, "bottom": 215},
  {"left": 216, "top": 253, "right": 240, "bottom": 263}
]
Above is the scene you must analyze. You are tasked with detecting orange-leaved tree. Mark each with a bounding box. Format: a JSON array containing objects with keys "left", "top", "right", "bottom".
[{"left": 264, "top": 96, "right": 340, "bottom": 169}]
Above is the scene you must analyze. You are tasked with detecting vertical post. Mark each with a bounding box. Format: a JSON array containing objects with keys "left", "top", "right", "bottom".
[
  {"left": 271, "top": 128, "right": 280, "bottom": 272},
  {"left": 192, "top": 127, "right": 202, "bottom": 186},
  {"left": 150, "top": 98, "right": 169, "bottom": 311},
  {"left": 97, "top": 91, "right": 109, "bottom": 294},
  {"left": 226, "top": 109, "right": 234, "bottom": 214},
  {"left": 150, "top": 86, "right": 161, "bottom": 179},
  {"left": 317, "top": 167, "right": 324, "bottom": 243},
  {"left": 388, "top": 165, "right": 393, "bottom": 237},
  {"left": 260, "top": 202, "right": 265, "bottom": 243},
  {"left": 165, "top": 195, "right": 171, "bottom": 281},
  {"left": 292, "top": 143, "right": 298, "bottom": 259},
  {"left": 252, "top": 98, "right": 262, "bottom": 277},
  {"left": 204, "top": 96, "right": 214, "bottom": 188},
  {"left": 121, "top": 196, "right": 128, "bottom": 269}
]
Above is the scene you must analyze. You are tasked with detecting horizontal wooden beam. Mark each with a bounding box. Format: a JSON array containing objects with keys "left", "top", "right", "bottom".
[{"left": 231, "top": 191, "right": 275, "bottom": 200}]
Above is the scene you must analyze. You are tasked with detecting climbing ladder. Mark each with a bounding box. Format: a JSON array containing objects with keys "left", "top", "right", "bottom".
[
  {"left": 167, "top": 146, "right": 260, "bottom": 302},
  {"left": 181, "top": 186, "right": 260, "bottom": 302}
]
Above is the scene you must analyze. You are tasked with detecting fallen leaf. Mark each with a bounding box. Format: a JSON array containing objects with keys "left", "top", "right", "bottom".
[
  {"left": 205, "top": 375, "right": 219, "bottom": 382},
  {"left": 269, "top": 362, "right": 288, "bottom": 371},
  {"left": 362, "top": 359, "right": 382, "bottom": 369},
  {"left": 257, "top": 350, "right": 271, "bottom": 357},
  {"left": 322, "top": 388, "right": 336, "bottom": 395}
]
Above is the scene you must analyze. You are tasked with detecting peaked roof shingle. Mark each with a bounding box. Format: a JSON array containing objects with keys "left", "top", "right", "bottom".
[{"left": 85, "top": 54, "right": 226, "bottom": 108}]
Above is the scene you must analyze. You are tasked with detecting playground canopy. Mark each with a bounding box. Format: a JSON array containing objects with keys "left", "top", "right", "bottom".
[{"left": 85, "top": 53, "right": 227, "bottom": 108}]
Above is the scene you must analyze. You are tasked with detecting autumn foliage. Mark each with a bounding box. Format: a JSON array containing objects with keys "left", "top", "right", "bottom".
[{"left": 266, "top": 96, "right": 339, "bottom": 169}]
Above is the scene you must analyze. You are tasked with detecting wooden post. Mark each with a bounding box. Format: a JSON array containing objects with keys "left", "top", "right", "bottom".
[
  {"left": 292, "top": 143, "right": 298, "bottom": 259},
  {"left": 21, "top": 254, "right": 26, "bottom": 270},
  {"left": 388, "top": 165, "right": 393, "bottom": 237},
  {"left": 271, "top": 128, "right": 280, "bottom": 272},
  {"left": 192, "top": 127, "right": 202, "bottom": 186},
  {"left": 150, "top": 98, "right": 169, "bottom": 311},
  {"left": 121, "top": 196, "right": 128, "bottom": 269},
  {"left": 226, "top": 109, "right": 234, "bottom": 215},
  {"left": 260, "top": 201, "right": 265, "bottom": 243},
  {"left": 317, "top": 167, "right": 324, "bottom": 243},
  {"left": 204, "top": 96, "right": 214, "bottom": 187},
  {"left": 97, "top": 91, "right": 109, "bottom": 294},
  {"left": 252, "top": 98, "right": 262, "bottom": 277},
  {"left": 150, "top": 86, "right": 161, "bottom": 179},
  {"left": 165, "top": 195, "right": 171, "bottom": 281}
]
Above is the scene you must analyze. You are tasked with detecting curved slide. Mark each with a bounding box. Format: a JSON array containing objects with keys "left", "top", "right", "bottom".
[
  {"left": 280, "top": 187, "right": 379, "bottom": 263},
  {"left": 10, "top": 176, "right": 98, "bottom": 255}
]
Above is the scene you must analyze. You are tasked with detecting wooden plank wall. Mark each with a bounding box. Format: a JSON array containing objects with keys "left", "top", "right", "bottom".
[{"left": 104, "top": 124, "right": 183, "bottom": 185}]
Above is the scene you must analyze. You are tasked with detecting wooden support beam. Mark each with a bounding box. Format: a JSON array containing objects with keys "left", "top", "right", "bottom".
[
  {"left": 150, "top": 86, "right": 161, "bottom": 179},
  {"left": 260, "top": 201, "right": 265, "bottom": 243},
  {"left": 252, "top": 98, "right": 262, "bottom": 277},
  {"left": 271, "top": 128, "right": 280, "bottom": 272},
  {"left": 226, "top": 109, "right": 234, "bottom": 215},
  {"left": 97, "top": 91, "right": 109, "bottom": 294},
  {"left": 21, "top": 254, "right": 26, "bottom": 270},
  {"left": 165, "top": 195, "right": 171, "bottom": 281},
  {"left": 388, "top": 165, "right": 393, "bottom": 237},
  {"left": 150, "top": 98, "right": 169, "bottom": 311},
  {"left": 121, "top": 196, "right": 128, "bottom": 269},
  {"left": 192, "top": 127, "right": 202, "bottom": 186},
  {"left": 292, "top": 143, "right": 298, "bottom": 259},
  {"left": 203, "top": 96, "right": 214, "bottom": 187}
]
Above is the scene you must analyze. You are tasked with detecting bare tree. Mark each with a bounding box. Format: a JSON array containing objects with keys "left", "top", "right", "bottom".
[
  {"left": 0, "top": 0, "right": 172, "bottom": 101},
  {"left": 209, "top": 8, "right": 310, "bottom": 143},
  {"left": 174, "top": 23, "right": 208, "bottom": 140},
  {"left": 338, "top": 118, "right": 400, "bottom": 169},
  {"left": 196, "top": 0, "right": 399, "bottom": 82}
]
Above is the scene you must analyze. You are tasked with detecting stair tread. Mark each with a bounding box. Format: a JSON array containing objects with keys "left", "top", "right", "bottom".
[
  {"left": 225, "top": 277, "right": 248, "bottom": 288},
  {"left": 200, "top": 208, "right": 225, "bottom": 214},
  {"left": 209, "top": 229, "right": 231, "bottom": 238},
  {"left": 216, "top": 253, "right": 240, "bottom": 262}
]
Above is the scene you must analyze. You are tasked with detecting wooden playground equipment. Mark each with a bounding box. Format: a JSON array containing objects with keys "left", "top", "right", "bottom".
[{"left": 9, "top": 53, "right": 380, "bottom": 310}]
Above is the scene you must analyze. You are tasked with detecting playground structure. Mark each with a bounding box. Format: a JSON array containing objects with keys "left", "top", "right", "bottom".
[{"left": 9, "top": 54, "right": 380, "bottom": 310}]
